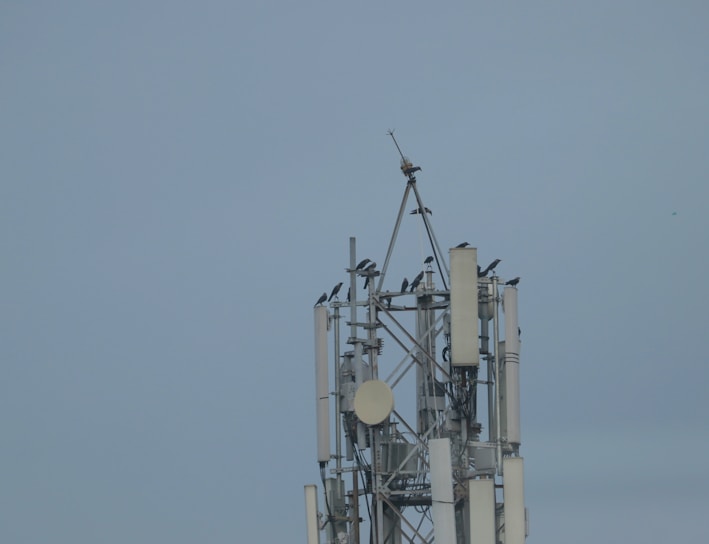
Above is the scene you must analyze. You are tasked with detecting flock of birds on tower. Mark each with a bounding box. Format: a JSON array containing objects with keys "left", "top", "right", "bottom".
[{"left": 314, "top": 252, "right": 520, "bottom": 307}]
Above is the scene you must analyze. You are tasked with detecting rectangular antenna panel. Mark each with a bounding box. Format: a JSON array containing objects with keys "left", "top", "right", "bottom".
[
  {"left": 314, "top": 306, "right": 330, "bottom": 463},
  {"left": 304, "top": 484, "right": 320, "bottom": 544},
  {"left": 468, "top": 479, "right": 496, "bottom": 544},
  {"left": 503, "top": 457, "right": 526, "bottom": 544},
  {"left": 450, "top": 248, "right": 479, "bottom": 366},
  {"left": 429, "top": 438, "right": 457, "bottom": 544}
]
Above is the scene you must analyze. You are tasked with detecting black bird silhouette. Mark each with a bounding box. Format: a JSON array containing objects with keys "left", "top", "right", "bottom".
[
  {"left": 328, "top": 282, "right": 343, "bottom": 301},
  {"left": 409, "top": 207, "right": 432, "bottom": 215},
  {"left": 456, "top": 242, "right": 470, "bottom": 248},
  {"left": 346, "top": 287, "right": 351, "bottom": 302},
  {"left": 314, "top": 292, "right": 327, "bottom": 307},
  {"left": 424, "top": 255, "right": 434, "bottom": 265},
  {"left": 477, "top": 265, "right": 484, "bottom": 278},
  {"left": 363, "top": 263, "right": 377, "bottom": 289},
  {"left": 409, "top": 271, "right": 424, "bottom": 292},
  {"left": 400, "top": 277, "right": 409, "bottom": 292},
  {"left": 356, "top": 258, "right": 371, "bottom": 270},
  {"left": 505, "top": 276, "right": 520, "bottom": 286},
  {"left": 480, "top": 259, "right": 501, "bottom": 277}
]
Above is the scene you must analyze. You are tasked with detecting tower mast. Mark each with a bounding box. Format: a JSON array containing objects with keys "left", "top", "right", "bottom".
[{"left": 306, "top": 138, "right": 527, "bottom": 544}]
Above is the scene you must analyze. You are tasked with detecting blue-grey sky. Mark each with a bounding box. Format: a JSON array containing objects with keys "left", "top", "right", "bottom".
[{"left": 2, "top": 1, "right": 708, "bottom": 542}]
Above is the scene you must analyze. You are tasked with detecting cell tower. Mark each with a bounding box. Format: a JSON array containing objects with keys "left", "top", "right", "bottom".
[{"left": 305, "top": 136, "right": 527, "bottom": 544}]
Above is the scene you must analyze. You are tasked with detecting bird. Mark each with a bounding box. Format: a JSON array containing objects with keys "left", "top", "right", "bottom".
[
  {"left": 480, "top": 259, "right": 501, "bottom": 277},
  {"left": 424, "top": 255, "right": 434, "bottom": 265},
  {"left": 362, "top": 263, "right": 377, "bottom": 289},
  {"left": 356, "top": 258, "right": 371, "bottom": 270},
  {"left": 328, "top": 282, "right": 343, "bottom": 302},
  {"left": 409, "top": 207, "right": 432, "bottom": 215},
  {"left": 400, "top": 277, "right": 409, "bottom": 292},
  {"left": 505, "top": 276, "right": 520, "bottom": 286},
  {"left": 314, "top": 292, "right": 327, "bottom": 307},
  {"left": 456, "top": 242, "right": 470, "bottom": 248},
  {"left": 477, "top": 265, "right": 484, "bottom": 278},
  {"left": 346, "top": 287, "right": 351, "bottom": 302},
  {"left": 409, "top": 271, "right": 424, "bottom": 292}
]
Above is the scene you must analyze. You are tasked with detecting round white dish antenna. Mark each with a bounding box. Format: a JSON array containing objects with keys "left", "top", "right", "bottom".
[{"left": 354, "top": 380, "right": 394, "bottom": 425}]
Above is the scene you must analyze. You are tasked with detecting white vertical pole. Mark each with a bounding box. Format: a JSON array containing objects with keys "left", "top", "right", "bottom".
[
  {"left": 429, "top": 438, "right": 457, "bottom": 544},
  {"left": 492, "top": 276, "right": 502, "bottom": 473},
  {"left": 304, "top": 484, "right": 321, "bottom": 544},
  {"left": 503, "top": 457, "right": 526, "bottom": 544}
]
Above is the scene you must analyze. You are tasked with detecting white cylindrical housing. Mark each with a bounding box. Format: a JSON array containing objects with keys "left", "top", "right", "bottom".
[
  {"left": 503, "top": 457, "right": 526, "bottom": 544},
  {"left": 450, "top": 247, "right": 479, "bottom": 366},
  {"left": 429, "top": 438, "right": 457, "bottom": 544},
  {"left": 304, "top": 484, "right": 320, "bottom": 544},
  {"left": 503, "top": 287, "right": 521, "bottom": 446},
  {"left": 314, "top": 306, "right": 330, "bottom": 463},
  {"left": 468, "top": 479, "right": 495, "bottom": 544}
]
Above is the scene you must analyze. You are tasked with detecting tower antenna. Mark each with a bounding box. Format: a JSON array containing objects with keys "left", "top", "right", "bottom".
[
  {"left": 387, "top": 130, "right": 421, "bottom": 178},
  {"left": 387, "top": 129, "right": 406, "bottom": 161},
  {"left": 306, "top": 139, "right": 528, "bottom": 544}
]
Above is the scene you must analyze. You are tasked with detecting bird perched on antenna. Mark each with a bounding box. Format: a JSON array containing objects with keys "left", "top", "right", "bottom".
[
  {"left": 409, "top": 270, "right": 424, "bottom": 292},
  {"left": 363, "top": 262, "right": 377, "bottom": 289},
  {"left": 314, "top": 292, "right": 327, "bottom": 307},
  {"left": 505, "top": 277, "right": 520, "bottom": 286},
  {"left": 424, "top": 255, "right": 434, "bottom": 265},
  {"left": 409, "top": 207, "right": 432, "bottom": 215},
  {"left": 402, "top": 164, "right": 421, "bottom": 176},
  {"left": 400, "top": 277, "right": 409, "bottom": 293},
  {"left": 328, "top": 282, "right": 343, "bottom": 302},
  {"left": 356, "top": 258, "right": 371, "bottom": 270},
  {"left": 479, "top": 259, "right": 501, "bottom": 277}
]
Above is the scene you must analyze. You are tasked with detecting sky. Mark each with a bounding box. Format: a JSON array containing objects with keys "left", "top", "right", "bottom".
[{"left": 2, "top": 1, "right": 708, "bottom": 542}]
